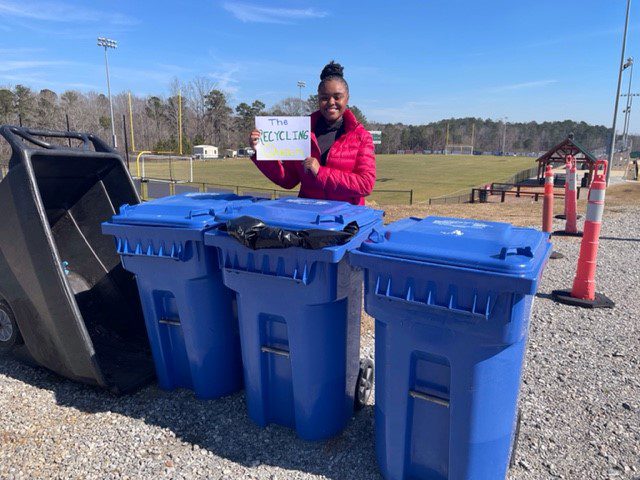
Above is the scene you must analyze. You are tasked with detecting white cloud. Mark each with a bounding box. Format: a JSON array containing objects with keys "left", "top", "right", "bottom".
[
  {"left": 206, "top": 63, "right": 241, "bottom": 94},
  {"left": 222, "top": 2, "right": 327, "bottom": 24},
  {"left": 0, "top": 0, "right": 138, "bottom": 25},
  {"left": 0, "top": 72, "right": 98, "bottom": 90},
  {"left": 491, "top": 80, "right": 558, "bottom": 92},
  {"left": 0, "top": 60, "right": 74, "bottom": 72}
]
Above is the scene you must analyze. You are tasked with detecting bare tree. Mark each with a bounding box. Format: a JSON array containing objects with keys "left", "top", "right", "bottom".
[{"left": 186, "top": 76, "right": 216, "bottom": 144}]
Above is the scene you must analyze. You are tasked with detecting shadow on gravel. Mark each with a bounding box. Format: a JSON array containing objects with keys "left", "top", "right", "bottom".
[
  {"left": 535, "top": 292, "right": 555, "bottom": 301},
  {"left": 599, "top": 235, "right": 640, "bottom": 243},
  {"left": 0, "top": 357, "right": 382, "bottom": 480}
]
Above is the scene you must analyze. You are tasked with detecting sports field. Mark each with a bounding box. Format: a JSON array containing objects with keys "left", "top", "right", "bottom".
[{"left": 133, "top": 154, "right": 535, "bottom": 203}]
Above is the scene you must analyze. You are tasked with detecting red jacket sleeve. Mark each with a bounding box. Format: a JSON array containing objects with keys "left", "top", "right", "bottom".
[
  {"left": 251, "top": 155, "right": 301, "bottom": 190},
  {"left": 315, "top": 131, "right": 376, "bottom": 197}
]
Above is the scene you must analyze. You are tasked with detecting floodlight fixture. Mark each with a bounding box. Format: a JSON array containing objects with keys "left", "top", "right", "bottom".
[{"left": 97, "top": 37, "right": 118, "bottom": 49}]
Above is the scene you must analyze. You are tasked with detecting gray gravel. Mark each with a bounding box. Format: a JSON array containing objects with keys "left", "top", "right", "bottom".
[{"left": 1, "top": 203, "right": 639, "bottom": 480}]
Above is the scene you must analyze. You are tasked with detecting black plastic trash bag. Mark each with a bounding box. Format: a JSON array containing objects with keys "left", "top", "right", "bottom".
[{"left": 224, "top": 215, "right": 359, "bottom": 250}]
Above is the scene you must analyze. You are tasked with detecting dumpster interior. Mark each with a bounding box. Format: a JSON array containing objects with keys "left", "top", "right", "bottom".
[{"left": 31, "top": 151, "right": 154, "bottom": 390}]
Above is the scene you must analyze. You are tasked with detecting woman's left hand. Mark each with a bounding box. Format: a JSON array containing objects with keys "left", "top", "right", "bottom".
[{"left": 303, "top": 157, "right": 320, "bottom": 177}]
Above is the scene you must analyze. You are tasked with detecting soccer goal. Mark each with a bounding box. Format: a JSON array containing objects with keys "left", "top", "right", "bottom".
[
  {"left": 444, "top": 144, "right": 474, "bottom": 155},
  {"left": 135, "top": 152, "right": 194, "bottom": 182}
]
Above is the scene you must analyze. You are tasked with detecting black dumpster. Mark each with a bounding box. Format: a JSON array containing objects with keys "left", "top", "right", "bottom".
[{"left": 0, "top": 126, "right": 154, "bottom": 393}]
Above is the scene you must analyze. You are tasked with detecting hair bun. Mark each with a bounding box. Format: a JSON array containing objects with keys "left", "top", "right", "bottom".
[{"left": 320, "top": 61, "right": 344, "bottom": 80}]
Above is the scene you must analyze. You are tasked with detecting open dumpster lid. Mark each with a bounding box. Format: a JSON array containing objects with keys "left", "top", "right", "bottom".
[
  {"left": 358, "top": 216, "right": 550, "bottom": 276},
  {"left": 213, "top": 198, "right": 383, "bottom": 231},
  {"left": 109, "top": 193, "right": 256, "bottom": 230}
]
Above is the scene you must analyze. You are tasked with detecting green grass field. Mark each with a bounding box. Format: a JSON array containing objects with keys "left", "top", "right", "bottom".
[{"left": 133, "top": 154, "right": 536, "bottom": 203}]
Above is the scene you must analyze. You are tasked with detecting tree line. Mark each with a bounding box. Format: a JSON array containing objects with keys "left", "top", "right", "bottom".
[{"left": 0, "top": 79, "right": 632, "bottom": 158}]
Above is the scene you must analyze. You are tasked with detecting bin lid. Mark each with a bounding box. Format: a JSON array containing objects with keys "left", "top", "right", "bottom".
[
  {"left": 110, "top": 193, "right": 256, "bottom": 229},
  {"left": 358, "top": 216, "right": 550, "bottom": 275},
  {"left": 214, "top": 198, "right": 383, "bottom": 231}
]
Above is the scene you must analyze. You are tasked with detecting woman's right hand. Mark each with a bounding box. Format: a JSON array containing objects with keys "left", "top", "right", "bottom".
[{"left": 249, "top": 129, "right": 260, "bottom": 149}]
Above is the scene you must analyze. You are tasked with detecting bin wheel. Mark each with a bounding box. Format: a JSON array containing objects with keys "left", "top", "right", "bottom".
[
  {"left": 0, "top": 300, "right": 22, "bottom": 355},
  {"left": 355, "top": 358, "right": 374, "bottom": 411},
  {"left": 509, "top": 408, "right": 522, "bottom": 469}
]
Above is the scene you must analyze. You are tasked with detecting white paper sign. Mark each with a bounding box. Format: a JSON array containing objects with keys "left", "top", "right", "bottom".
[{"left": 255, "top": 116, "right": 311, "bottom": 161}]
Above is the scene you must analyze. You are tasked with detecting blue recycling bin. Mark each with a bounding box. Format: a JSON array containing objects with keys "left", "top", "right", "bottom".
[
  {"left": 102, "top": 192, "right": 257, "bottom": 399},
  {"left": 349, "top": 217, "right": 551, "bottom": 480},
  {"left": 204, "top": 198, "right": 384, "bottom": 440}
]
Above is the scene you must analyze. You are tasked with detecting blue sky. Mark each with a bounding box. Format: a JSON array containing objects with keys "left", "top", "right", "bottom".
[{"left": 0, "top": 0, "right": 638, "bottom": 132}]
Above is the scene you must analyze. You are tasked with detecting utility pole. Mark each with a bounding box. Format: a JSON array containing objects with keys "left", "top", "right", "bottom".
[
  {"left": 128, "top": 92, "right": 136, "bottom": 152},
  {"left": 471, "top": 123, "right": 475, "bottom": 153},
  {"left": 178, "top": 91, "right": 183, "bottom": 155},
  {"left": 97, "top": 37, "right": 118, "bottom": 148},
  {"left": 621, "top": 58, "right": 635, "bottom": 150},
  {"left": 297, "top": 81, "right": 306, "bottom": 114},
  {"left": 501, "top": 117, "right": 508, "bottom": 155},
  {"left": 607, "top": 0, "right": 632, "bottom": 184},
  {"left": 445, "top": 122, "right": 450, "bottom": 154},
  {"left": 622, "top": 92, "right": 639, "bottom": 150}
]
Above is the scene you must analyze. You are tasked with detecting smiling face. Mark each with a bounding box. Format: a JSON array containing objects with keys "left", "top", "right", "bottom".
[{"left": 318, "top": 79, "right": 349, "bottom": 123}]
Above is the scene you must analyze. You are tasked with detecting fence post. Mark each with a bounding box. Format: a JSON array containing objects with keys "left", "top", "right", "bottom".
[
  {"left": 409, "top": 189, "right": 413, "bottom": 205},
  {"left": 470, "top": 189, "right": 475, "bottom": 203},
  {"left": 516, "top": 185, "right": 521, "bottom": 197},
  {"left": 501, "top": 191, "right": 506, "bottom": 203},
  {"left": 141, "top": 179, "right": 148, "bottom": 201},
  {"left": 169, "top": 181, "right": 176, "bottom": 196}
]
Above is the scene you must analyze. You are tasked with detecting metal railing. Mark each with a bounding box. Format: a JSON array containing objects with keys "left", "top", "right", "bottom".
[
  {"left": 428, "top": 165, "right": 540, "bottom": 205},
  {"left": 470, "top": 187, "right": 571, "bottom": 204},
  {"left": 135, "top": 177, "right": 413, "bottom": 204}
]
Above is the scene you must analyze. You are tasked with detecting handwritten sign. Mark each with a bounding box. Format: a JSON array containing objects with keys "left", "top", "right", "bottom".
[{"left": 255, "top": 116, "right": 311, "bottom": 161}]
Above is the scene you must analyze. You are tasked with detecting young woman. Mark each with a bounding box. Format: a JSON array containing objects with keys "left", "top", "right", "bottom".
[{"left": 249, "top": 61, "right": 376, "bottom": 205}]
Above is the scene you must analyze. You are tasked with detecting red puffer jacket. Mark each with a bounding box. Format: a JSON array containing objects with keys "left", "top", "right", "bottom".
[{"left": 252, "top": 109, "right": 376, "bottom": 205}]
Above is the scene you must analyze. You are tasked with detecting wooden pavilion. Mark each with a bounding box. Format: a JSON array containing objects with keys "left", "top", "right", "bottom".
[{"left": 536, "top": 133, "right": 599, "bottom": 184}]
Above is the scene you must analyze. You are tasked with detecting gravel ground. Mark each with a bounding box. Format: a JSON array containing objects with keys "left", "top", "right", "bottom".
[{"left": 1, "top": 201, "right": 638, "bottom": 480}]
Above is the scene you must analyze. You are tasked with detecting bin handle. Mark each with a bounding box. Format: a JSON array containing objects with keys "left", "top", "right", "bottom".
[
  {"left": 497, "top": 246, "right": 533, "bottom": 260},
  {"left": 223, "top": 265, "right": 310, "bottom": 285},
  {"left": 0, "top": 125, "right": 114, "bottom": 154},
  {"left": 374, "top": 277, "right": 494, "bottom": 320},
  {"left": 115, "top": 238, "right": 185, "bottom": 261}
]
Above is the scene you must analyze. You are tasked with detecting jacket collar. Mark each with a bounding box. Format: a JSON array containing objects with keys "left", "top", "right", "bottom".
[{"left": 310, "top": 108, "right": 359, "bottom": 133}]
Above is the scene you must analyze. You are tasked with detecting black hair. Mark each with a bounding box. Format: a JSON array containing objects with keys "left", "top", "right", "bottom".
[{"left": 318, "top": 60, "right": 349, "bottom": 93}]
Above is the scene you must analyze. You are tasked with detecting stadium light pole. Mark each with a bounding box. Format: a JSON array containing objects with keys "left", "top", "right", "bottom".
[
  {"left": 621, "top": 57, "right": 634, "bottom": 150},
  {"left": 297, "top": 81, "right": 306, "bottom": 101},
  {"left": 97, "top": 37, "right": 118, "bottom": 148},
  {"left": 607, "top": 0, "right": 632, "bottom": 185}
]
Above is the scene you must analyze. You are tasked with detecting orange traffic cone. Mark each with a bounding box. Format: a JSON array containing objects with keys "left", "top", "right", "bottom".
[
  {"left": 552, "top": 160, "right": 615, "bottom": 308},
  {"left": 554, "top": 155, "right": 583, "bottom": 237},
  {"left": 542, "top": 165, "right": 554, "bottom": 234},
  {"left": 542, "top": 165, "right": 564, "bottom": 259}
]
